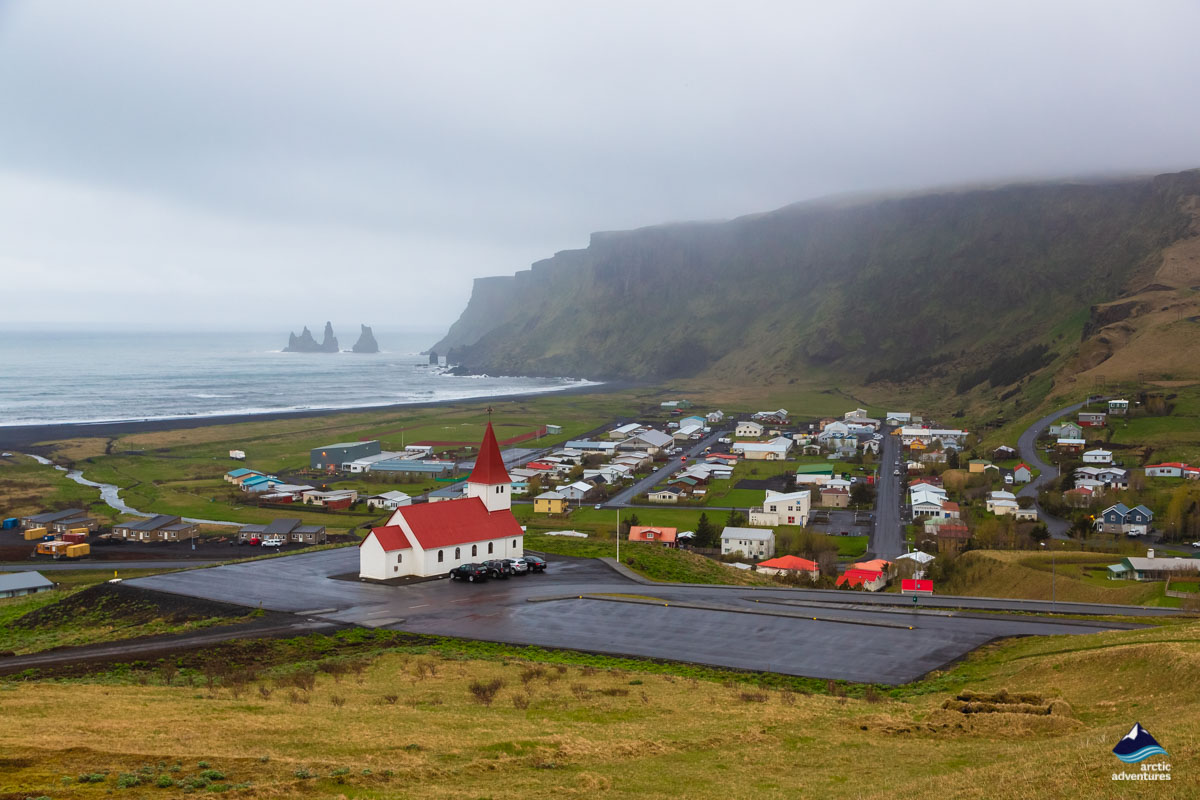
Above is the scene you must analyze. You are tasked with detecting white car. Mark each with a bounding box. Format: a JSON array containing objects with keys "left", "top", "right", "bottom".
[
  {"left": 261, "top": 535, "right": 285, "bottom": 547},
  {"left": 1192, "top": 541, "right": 1200, "bottom": 548}
]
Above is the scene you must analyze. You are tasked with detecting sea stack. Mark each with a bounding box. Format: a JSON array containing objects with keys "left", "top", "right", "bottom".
[
  {"left": 283, "top": 322, "right": 340, "bottom": 352},
  {"left": 428, "top": 350, "right": 439, "bottom": 365},
  {"left": 352, "top": 324, "right": 380, "bottom": 353}
]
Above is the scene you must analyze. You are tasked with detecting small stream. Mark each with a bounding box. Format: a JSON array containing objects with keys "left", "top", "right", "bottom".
[{"left": 25, "top": 453, "right": 240, "bottom": 526}]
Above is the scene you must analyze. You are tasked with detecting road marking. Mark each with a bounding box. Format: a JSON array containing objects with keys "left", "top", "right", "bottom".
[
  {"left": 408, "top": 603, "right": 430, "bottom": 608},
  {"left": 451, "top": 598, "right": 473, "bottom": 603}
]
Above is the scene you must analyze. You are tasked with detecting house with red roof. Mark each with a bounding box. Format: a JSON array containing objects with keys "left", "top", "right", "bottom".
[
  {"left": 628, "top": 526, "right": 678, "bottom": 547},
  {"left": 358, "top": 422, "right": 523, "bottom": 580},
  {"left": 835, "top": 568, "right": 887, "bottom": 591},
  {"left": 755, "top": 555, "right": 819, "bottom": 580},
  {"left": 1013, "top": 463, "right": 1033, "bottom": 484}
]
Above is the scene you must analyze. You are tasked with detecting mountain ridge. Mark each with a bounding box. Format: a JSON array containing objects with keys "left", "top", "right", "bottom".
[{"left": 432, "top": 170, "right": 1200, "bottom": 391}]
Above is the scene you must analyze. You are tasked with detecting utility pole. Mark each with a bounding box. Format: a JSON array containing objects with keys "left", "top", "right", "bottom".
[{"left": 616, "top": 507, "right": 620, "bottom": 563}]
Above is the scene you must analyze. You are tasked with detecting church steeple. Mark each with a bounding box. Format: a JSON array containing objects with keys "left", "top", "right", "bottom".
[{"left": 466, "top": 421, "right": 511, "bottom": 512}]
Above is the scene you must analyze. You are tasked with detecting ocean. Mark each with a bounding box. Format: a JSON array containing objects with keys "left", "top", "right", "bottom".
[{"left": 0, "top": 330, "right": 595, "bottom": 427}]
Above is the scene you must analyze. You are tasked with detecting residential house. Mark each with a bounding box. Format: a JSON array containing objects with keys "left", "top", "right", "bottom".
[
  {"left": 1099, "top": 503, "right": 1154, "bottom": 535},
  {"left": 531, "top": 491, "right": 566, "bottom": 514},
  {"left": 240, "top": 474, "right": 282, "bottom": 493},
  {"left": 1064, "top": 487, "right": 1096, "bottom": 508},
  {"left": 555, "top": 481, "right": 596, "bottom": 503},
  {"left": 302, "top": 489, "right": 358, "bottom": 509},
  {"left": 993, "top": 445, "right": 1017, "bottom": 459},
  {"left": 1013, "top": 464, "right": 1033, "bottom": 484},
  {"left": 706, "top": 410, "right": 725, "bottom": 425},
  {"left": 735, "top": 420, "right": 765, "bottom": 438},
  {"left": 1107, "top": 549, "right": 1199, "bottom": 581},
  {"left": 910, "top": 490, "right": 946, "bottom": 518},
  {"left": 755, "top": 555, "right": 819, "bottom": 580},
  {"left": 224, "top": 467, "right": 261, "bottom": 484},
  {"left": 1055, "top": 421, "right": 1084, "bottom": 439},
  {"left": 886, "top": 411, "right": 912, "bottom": 425},
  {"left": 111, "top": 514, "right": 197, "bottom": 542},
  {"left": 968, "top": 459, "right": 993, "bottom": 474},
  {"left": 237, "top": 518, "right": 327, "bottom": 545},
  {"left": 565, "top": 439, "right": 620, "bottom": 455},
  {"left": 1079, "top": 411, "right": 1107, "bottom": 427},
  {"left": 358, "top": 422, "right": 523, "bottom": 580},
  {"left": 674, "top": 423, "right": 704, "bottom": 442},
  {"left": 628, "top": 526, "right": 678, "bottom": 547},
  {"left": 835, "top": 568, "right": 887, "bottom": 591},
  {"left": 820, "top": 486, "right": 850, "bottom": 508},
  {"left": 1145, "top": 462, "right": 1188, "bottom": 478},
  {"left": 1083, "top": 449, "right": 1113, "bottom": 464},
  {"left": 1056, "top": 438, "right": 1086, "bottom": 453},
  {"left": 365, "top": 491, "right": 412, "bottom": 511},
  {"left": 752, "top": 409, "right": 789, "bottom": 424},
  {"left": 748, "top": 490, "right": 811, "bottom": 527},
  {"left": 720, "top": 527, "right": 776, "bottom": 560},
  {"left": 1075, "top": 466, "right": 1128, "bottom": 489},
  {"left": 937, "top": 523, "right": 970, "bottom": 554},
  {"left": 893, "top": 427, "right": 968, "bottom": 448},
  {"left": 1108, "top": 399, "right": 1130, "bottom": 415},
  {"left": 427, "top": 484, "right": 466, "bottom": 503},
  {"left": 986, "top": 490, "right": 1020, "bottom": 516},
  {"left": 648, "top": 487, "right": 683, "bottom": 504}
]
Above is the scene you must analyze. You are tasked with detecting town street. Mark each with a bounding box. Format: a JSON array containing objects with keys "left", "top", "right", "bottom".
[
  {"left": 603, "top": 429, "right": 728, "bottom": 508},
  {"left": 1017, "top": 398, "right": 1097, "bottom": 539},
  {"left": 870, "top": 427, "right": 905, "bottom": 559}
]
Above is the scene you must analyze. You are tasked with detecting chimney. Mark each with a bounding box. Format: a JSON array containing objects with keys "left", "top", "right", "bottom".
[{"left": 1147, "top": 548, "right": 1155, "bottom": 559}]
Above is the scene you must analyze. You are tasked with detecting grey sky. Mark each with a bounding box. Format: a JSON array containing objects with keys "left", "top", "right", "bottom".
[{"left": 2, "top": 1, "right": 1198, "bottom": 331}]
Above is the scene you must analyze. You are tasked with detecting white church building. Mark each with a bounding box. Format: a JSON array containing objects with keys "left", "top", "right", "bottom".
[{"left": 358, "top": 422, "right": 524, "bottom": 579}]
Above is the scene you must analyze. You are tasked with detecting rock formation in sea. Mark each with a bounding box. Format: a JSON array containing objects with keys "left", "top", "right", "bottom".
[
  {"left": 352, "top": 324, "right": 380, "bottom": 353},
  {"left": 283, "top": 322, "right": 339, "bottom": 352},
  {"left": 428, "top": 350, "right": 439, "bottom": 365}
]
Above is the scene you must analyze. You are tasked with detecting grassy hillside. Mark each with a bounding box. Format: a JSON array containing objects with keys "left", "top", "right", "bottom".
[
  {"left": 3, "top": 621, "right": 1198, "bottom": 797},
  {"left": 434, "top": 170, "right": 1200, "bottom": 395}
]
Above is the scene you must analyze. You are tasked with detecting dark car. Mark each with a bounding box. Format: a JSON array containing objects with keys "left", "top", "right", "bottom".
[
  {"left": 523, "top": 554, "right": 547, "bottom": 573},
  {"left": 482, "top": 559, "right": 513, "bottom": 579},
  {"left": 447, "top": 563, "right": 488, "bottom": 582}
]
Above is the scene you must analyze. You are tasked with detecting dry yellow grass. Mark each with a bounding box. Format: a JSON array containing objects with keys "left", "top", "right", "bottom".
[{"left": 3, "top": 623, "right": 1200, "bottom": 798}]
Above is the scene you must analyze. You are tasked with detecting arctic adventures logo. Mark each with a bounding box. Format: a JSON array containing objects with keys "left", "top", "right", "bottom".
[{"left": 1111, "top": 723, "right": 1171, "bottom": 782}]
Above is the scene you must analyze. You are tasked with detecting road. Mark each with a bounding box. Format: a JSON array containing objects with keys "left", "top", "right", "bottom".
[
  {"left": 0, "top": 560, "right": 223, "bottom": 571},
  {"left": 1017, "top": 398, "right": 1098, "bottom": 538},
  {"left": 871, "top": 427, "right": 904, "bottom": 559},
  {"left": 604, "top": 429, "right": 729, "bottom": 508},
  {"left": 117, "top": 547, "right": 1171, "bottom": 685}
]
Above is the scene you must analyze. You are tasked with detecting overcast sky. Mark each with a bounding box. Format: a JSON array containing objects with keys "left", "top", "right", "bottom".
[{"left": 2, "top": 1, "right": 1198, "bottom": 333}]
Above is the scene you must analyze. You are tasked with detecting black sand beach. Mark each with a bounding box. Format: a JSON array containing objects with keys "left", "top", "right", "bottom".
[{"left": 0, "top": 381, "right": 633, "bottom": 450}]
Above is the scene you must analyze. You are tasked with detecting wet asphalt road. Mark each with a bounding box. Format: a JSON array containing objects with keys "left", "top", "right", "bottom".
[{"left": 128, "top": 548, "right": 1166, "bottom": 685}]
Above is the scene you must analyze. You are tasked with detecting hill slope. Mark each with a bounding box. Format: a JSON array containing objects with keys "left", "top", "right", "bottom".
[{"left": 433, "top": 170, "right": 1200, "bottom": 388}]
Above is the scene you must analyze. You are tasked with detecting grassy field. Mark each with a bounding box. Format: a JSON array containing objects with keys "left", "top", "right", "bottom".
[
  {"left": 3, "top": 618, "right": 1199, "bottom": 797},
  {"left": 0, "top": 570, "right": 254, "bottom": 655},
  {"left": 938, "top": 550, "right": 1183, "bottom": 606},
  {"left": 0, "top": 454, "right": 116, "bottom": 523}
]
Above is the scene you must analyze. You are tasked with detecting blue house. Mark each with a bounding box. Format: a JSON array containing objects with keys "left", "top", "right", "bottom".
[{"left": 1099, "top": 503, "right": 1154, "bottom": 535}]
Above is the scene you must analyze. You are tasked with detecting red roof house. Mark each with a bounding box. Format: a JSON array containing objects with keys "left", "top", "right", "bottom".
[
  {"left": 628, "top": 526, "right": 678, "bottom": 546},
  {"left": 756, "top": 555, "right": 819, "bottom": 578},
  {"left": 835, "top": 568, "right": 887, "bottom": 591}
]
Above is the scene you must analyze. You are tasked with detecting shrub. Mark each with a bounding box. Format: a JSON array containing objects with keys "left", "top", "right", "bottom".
[
  {"left": 294, "top": 768, "right": 314, "bottom": 779},
  {"left": 257, "top": 685, "right": 272, "bottom": 700},
  {"left": 469, "top": 678, "right": 504, "bottom": 706},
  {"left": 156, "top": 774, "right": 175, "bottom": 788},
  {"left": 520, "top": 666, "right": 546, "bottom": 684},
  {"left": 383, "top": 693, "right": 399, "bottom": 705},
  {"left": 598, "top": 688, "right": 629, "bottom": 697},
  {"left": 199, "top": 770, "right": 225, "bottom": 781},
  {"left": 77, "top": 773, "right": 106, "bottom": 784},
  {"left": 330, "top": 695, "right": 346, "bottom": 707},
  {"left": 739, "top": 691, "right": 769, "bottom": 703},
  {"left": 512, "top": 693, "right": 530, "bottom": 709},
  {"left": 570, "top": 683, "right": 591, "bottom": 700},
  {"left": 864, "top": 686, "right": 882, "bottom": 703},
  {"left": 116, "top": 773, "right": 142, "bottom": 788},
  {"left": 780, "top": 690, "right": 796, "bottom": 706}
]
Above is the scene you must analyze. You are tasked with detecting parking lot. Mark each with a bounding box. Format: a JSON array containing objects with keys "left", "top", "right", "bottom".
[{"left": 128, "top": 548, "right": 1164, "bottom": 684}]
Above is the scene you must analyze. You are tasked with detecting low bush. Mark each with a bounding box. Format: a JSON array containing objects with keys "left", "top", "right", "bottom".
[{"left": 469, "top": 678, "right": 504, "bottom": 706}]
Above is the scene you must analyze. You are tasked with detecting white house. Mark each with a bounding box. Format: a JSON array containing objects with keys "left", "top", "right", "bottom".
[
  {"left": 621, "top": 429, "right": 674, "bottom": 454},
  {"left": 748, "top": 490, "right": 811, "bottom": 527},
  {"left": 706, "top": 410, "right": 725, "bottom": 425},
  {"left": 1083, "top": 449, "right": 1113, "bottom": 464},
  {"left": 735, "top": 420, "right": 765, "bottom": 438},
  {"left": 720, "top": 527, "right": 776, "bottom": 560},
  {"left": 910, "top": 491, "right": 946, "bottom": 517},
  {"left": 555, "top": 481, "right": 595, "bottom": 502},
  {"left": 895, "top": 550, "right": 935, "bottom": 579},
  {"left": 986, "top": 490, "right": 1020, "bottom": 516},
  {"left": 609, "top": 422, "right": 643, "bottom": 440},
  {"left": 648, "top": 487, "right": 683, "bottom": 503},
  {"left": 1145, "top": 463, "right": 1188, "bottom": 478},
  {"left": 1013, "top": 463, "right": 1034, "bottom": 483},
  {"left": 732, "top": 437, "right": 792, "bottom": 461},
  {"left": 366, "top": 490, "right": 413, "bottom": 511},
  {"left": 358, "top": 422, "right": 523, "bottom": 580}
]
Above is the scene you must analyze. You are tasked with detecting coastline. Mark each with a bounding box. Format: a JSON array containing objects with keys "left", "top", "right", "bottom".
[{"left": 0, "top": 380, "right": 635, "bottom": 450}]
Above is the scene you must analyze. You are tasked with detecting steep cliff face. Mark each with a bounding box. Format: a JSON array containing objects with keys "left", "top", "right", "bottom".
[
  {"left": 432, "top": 170, "right": 1200, "bottom": 385},
  {"left": 351, "top": 324, "right": 379, "bottom": 353}
]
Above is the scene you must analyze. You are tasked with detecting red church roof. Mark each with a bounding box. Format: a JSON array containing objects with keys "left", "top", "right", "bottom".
[
  {"left": 469, "top": 422, "right": 511, "bottom": 485},
  {"left": 391, "top": 496, "right": 523, "bottom": 549},
  {"left": 362, "top": 525, "right": 412, "bottom": 552}
]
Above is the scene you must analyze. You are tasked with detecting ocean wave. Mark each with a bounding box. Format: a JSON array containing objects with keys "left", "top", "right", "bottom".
[{"left": 191, "top": 393, "right": 237, "bottom": 398}]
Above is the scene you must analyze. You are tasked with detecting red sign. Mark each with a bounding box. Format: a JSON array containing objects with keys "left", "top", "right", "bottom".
[{"left": 901, "top": 579, "right": 933, "bottom": 594}]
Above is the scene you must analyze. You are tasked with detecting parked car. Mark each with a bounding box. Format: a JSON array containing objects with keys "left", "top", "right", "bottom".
[
  {"left": 448, "top": 563, "right": 489, "bottom": 582},
  {"left": 504, "top": 557, "right": 530, "bottom": 575},
  {"left": 261, "top": 535, "right": 285, "bottom": 547},
  {"left": 893, "top": 469, "right": 900, "bottom": 476},
  {"left": 523, "top": 554, "right": 547, "bottom": 573},
  {"left": 482, "top": 559, "right": 514, "bottom": 579}
]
